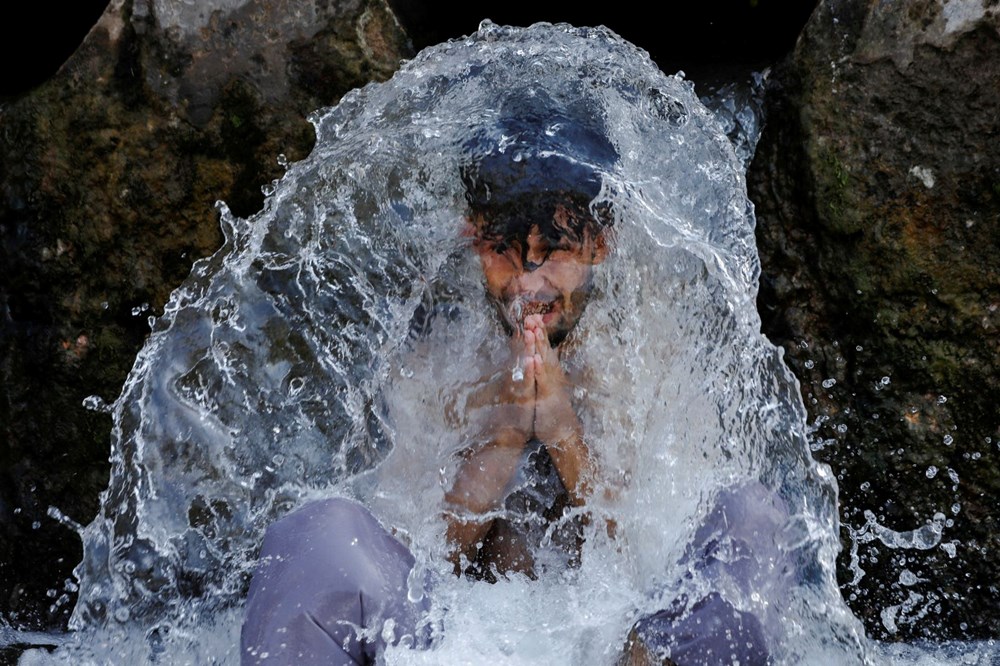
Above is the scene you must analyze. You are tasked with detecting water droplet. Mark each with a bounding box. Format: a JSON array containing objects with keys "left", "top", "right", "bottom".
[
  {"left": 937, "top": 395, "right": 948, "bottom": 404},
  {"left": 951, "top": 503, "right": 961, "bottom": 515},
  {"left": 943, "top": 435, "right": 954, "bottom": 446},
  {"left": 804, "top": 360, "right": 815, "bottom": 369},
  {"left": 925, "top": 466, "right": 938, "bottom": 478},
  {"left": 822, "top": 378, "right": 836, "bottom": 388}
]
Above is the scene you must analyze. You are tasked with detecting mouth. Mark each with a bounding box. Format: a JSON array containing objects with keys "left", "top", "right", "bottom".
[
  {"left": 506, "top": 296, "right": 557, "bottom": 330},
  {"left": 520, "top": 300, "right": 554, "bottom": 317}
]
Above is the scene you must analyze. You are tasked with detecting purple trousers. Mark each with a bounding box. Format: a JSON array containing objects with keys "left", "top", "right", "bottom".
[
  {"left": 241, "top": 498, "right": 429, "bottom": 665},
  {"left": 242, "top": 487, "right": 782, "bottom": 665}
]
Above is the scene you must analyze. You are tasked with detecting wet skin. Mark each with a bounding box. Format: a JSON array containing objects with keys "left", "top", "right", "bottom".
[{"left": 445, "top": 208, "right": 608, "bottom": 576}]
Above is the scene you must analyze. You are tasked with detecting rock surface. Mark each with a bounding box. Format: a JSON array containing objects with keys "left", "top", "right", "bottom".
[
  {"left": 749, "top": 0, "right": 1000, "bottom": 640},
  {"left": 0, "top": 0, "right": 411, "bottom": 629}
]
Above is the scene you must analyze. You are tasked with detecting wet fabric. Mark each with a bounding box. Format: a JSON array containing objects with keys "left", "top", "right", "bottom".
[
  {"left": 633, "top": 594, "right": 768, "bottom": 665},
  {"left": 241, "top": 498, "right": 430, "bottom": 665},
  {"left": 241, "top": 483, "right": 787, "bottom": 665}
]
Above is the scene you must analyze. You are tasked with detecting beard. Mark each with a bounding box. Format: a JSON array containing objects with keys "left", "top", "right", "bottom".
[{"left": 485, "top": 282, "right": 591, "bottom": 349}]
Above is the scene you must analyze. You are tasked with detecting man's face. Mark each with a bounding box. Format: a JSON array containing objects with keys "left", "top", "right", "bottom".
[{"left": 471, "top": 205, "right": 608, "bottom": 347}]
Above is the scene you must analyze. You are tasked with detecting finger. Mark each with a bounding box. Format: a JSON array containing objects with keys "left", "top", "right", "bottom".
[
  {"left": 524, "top": 314, "right": 543, "bottom": 332},
  {"left": 524, "top": 327, "right": 537, "bottom": 358},
  {"left": 535, "top": 321, "right": 549, "bottom": 349}
]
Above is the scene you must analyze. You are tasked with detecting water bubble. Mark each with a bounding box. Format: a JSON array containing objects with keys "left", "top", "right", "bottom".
[
  {"left": 951, "top": 503, "right": 961, "bottom": 515},
  {"left": 32, "top": 521, "right": 41, "bottom": 529},
  {"left": 947, "top": 468, "right": 959, "bottom": 486},
  {"left": 880, "top": 376, "right": 891, "bottom": 386},
  {"left": 925, "top": 466, "right": 938, "bottom": 478},
  {"left": 943, "top": 435, "right": 954, "bottom": 446},
  {"left": 131, "top": 302, "right": 149, "bottom": 316},
  {"left": 804, "top": 360, "right": 815, "bottom": 369},
  {"left": 821, "top": 378, "right": 836, "bottom": 388},
  {"left": 937, "top": 395, "right": 948, "bottom": 404}
]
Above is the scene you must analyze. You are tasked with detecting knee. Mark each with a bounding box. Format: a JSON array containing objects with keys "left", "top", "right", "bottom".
[
  {"left": 265, "top": 497, "right": 371, "bottom": 539},
  {"left": 258, "top": 497, "right": 385, "bottom": 565},
  {"left": 630, "top": 594, "right": 769, "bottom": 666}
]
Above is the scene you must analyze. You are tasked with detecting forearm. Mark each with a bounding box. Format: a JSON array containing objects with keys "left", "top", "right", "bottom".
[
  {"left": 444, "top": 512, "right": 494, "bottom": 573},
  {"left": 536, "top": 395, "right": 594, "bottom": 506},
  {"left": 443, "top": 428, "right": 525, "bottom": 566}
]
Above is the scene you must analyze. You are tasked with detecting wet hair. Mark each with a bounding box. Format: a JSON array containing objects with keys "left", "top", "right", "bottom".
[{"left": 461, "top": 90, "right": 618, "bottom": 250}]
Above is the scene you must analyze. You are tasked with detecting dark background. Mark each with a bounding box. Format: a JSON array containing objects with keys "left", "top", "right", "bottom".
[{"left": 1, "top": 1, "right": 817, "bottom": 98}]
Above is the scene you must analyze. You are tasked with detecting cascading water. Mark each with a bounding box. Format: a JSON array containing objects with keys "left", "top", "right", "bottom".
[{"left": 13, "top": 20, "right": 948, "bottom": 665}]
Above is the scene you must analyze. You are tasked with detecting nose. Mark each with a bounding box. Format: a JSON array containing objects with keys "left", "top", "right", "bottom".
[{"left": 521, "top": 227, "right": 547, "bottom": 272}]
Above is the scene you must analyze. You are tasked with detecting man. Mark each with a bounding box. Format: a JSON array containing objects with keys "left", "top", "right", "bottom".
[
  {"left": 241, "top": 101, "right": 773, "bottom": 665},
  {"left": 443, "top": 123, "right": 613, "bottom": 580}
]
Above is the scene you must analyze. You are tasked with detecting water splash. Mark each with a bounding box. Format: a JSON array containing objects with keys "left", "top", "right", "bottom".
[{"left": 36, "top": 20, "right": 883, "bottom": 664}]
